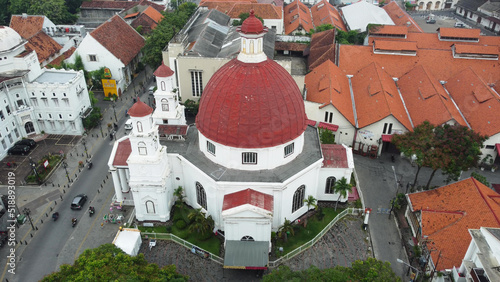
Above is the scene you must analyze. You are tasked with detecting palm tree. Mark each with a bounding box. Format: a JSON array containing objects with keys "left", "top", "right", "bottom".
[
  {"left": 277, "top": 218, "right": 294, "bottom": 242},
  {"left": 173, "top": 186, "right": 185, "bottom": 210},
  {"left": 188, "top": 208, "right": 214, "bottom": 237},
  {"left": 334, "top": 177, "right": 352, "bottom": 211},
  {"left": 304, "top": 195, "right": 317, "bottom": 211}
]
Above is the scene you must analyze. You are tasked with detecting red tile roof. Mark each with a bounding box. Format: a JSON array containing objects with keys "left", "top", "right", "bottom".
[
  {"left": 48, "top": 47, "right": 76, "bottom": 66},
  {"left": 226, "top": 3, "right": 283, "bottom": 19},
  {"left": 128, "top": 98, "right": 153, "bottom": 117},
  {"left": 445, "top": 67, "right": 500, "bottom": 136},
  {"left": 308, "top": 29, "right": 335, "bottom": 70},
  {"left": 305, "top": 60, "right": 355, "bottom": 126},
  {"left": 124, "top": 12, "right": 140, "bottom": 19},
  {"left": 374, "top": 40, "right": 417, "bottom": 52},
  {"left": 222, "top": 188, "right": 274, "bottom": 212},
  {"left": 351, "top": 62, "right": 412, "bottom": 129},
  {"left": 318, "top": 122, "right": 339, "bottom": 131},
  {"left": 453, "top": 44, "right": 499, "bottom": 55},
  {"left": 24, "top": 31, "right": 63, "bottom": 64},
  {"left": 90, "top": 15, "right": 145, "bottom": 66},
  {"left": 310, "top": 0, "right": 346, "bottom": 32},
  {"left": 438, "top": 27, "right": 480, "bottom": 39},
  {"left": 397, "top": 65, "right": 467, "bottom": 127},
  {"left": 369, "top": 25, "right": 408, "bottom": 37},
  {"left": 131, "top": 13, "right": 158, "bottom": 34},
  {"left": 382, "top": 1, "right": 423, "bottom": 33},
  {"left": 407, "top": 177, "right": 500, "bottom": 270},
  {"left": 321, "top": 144, "right": 348, "bottom": 168},
  {"left": 154, "top": 62, "right": 174, "bottom": 77},
  {"left": 9, "top": 15, "right": 45, "bottom": 39},
  {"left": 239, "top": 10, "right": 265, "bottom": 34},
  {"left": 284, "top": 0, "right": 313, "bottom": 35},
  {"left": 158, "top": 125, "right": 188, "bottom": 136},
  {"left": 142, "top": 6, "right": 163, "bottom": 23},
  {"left": 113, "top": 138, "right": 132, "bottom": 166}
]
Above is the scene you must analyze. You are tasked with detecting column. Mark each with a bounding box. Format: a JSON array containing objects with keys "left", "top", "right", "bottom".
[
  {"left": 118, "top": 168, "right": 128, "bottom": 193},
  {"left": 110, "top": 169, "right": 123, "bottom": 202}
]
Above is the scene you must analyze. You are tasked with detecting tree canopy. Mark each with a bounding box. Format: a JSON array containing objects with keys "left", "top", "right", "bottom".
[
  {"left": 263, "top": 258, "right": 401, "bottom": 282},
  {"left": 41, "top": 244, "right": 188, "bottom": 281},
  {"left": 141, "top": 2, "right": 197, "bottom": 68},
  {"left": 308, "top": 24, "right": 334, "bottom": 35},
  {"left": 9, "top": 0, "right": 77, "bottom": 24}
]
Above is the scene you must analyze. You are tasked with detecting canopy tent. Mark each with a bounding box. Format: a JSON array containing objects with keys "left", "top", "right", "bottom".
[
  {"left": 112, "top": 228, "right": 142, "bottom": 256},
  {"left": 224, "top": 240, "right": 269, "bottom": 270}
]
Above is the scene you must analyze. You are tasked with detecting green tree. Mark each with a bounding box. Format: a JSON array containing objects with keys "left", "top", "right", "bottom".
[
  {"left": 187, "top": 208, "right": 214, "bottom": 239},
  {"left": 277, "top": 218, "right": 294, "bottom": 242},
  {"left": 89, "top": 67, "right": 107, "bottom": 90},
  {"left": 65, "top": 0, "right": 84, "bottom": 14},
  {"left": 336, "top": 29, "right": 366, "bottom": 45},
  {"left": 0, "top": 0, "right": 12, "bottom": 26},
  {"left": 333, "top": 177, "right": 352, "bottom": 211},
  {"left": 88, "top": 91, "right": 97, "bottom": 106},
  {"left": 348, "top": 258, "right": 401, "bottom": 281},
  {"left": 173, "top": 186, "right": 185, "bottom": 210},
  {"left": 183, "top": 99, "right": 199, "bottom": 116},
  {"left": 319, "top": 128, "right": 335, "bottom": 144},
  {"left": 41, "top": 244, "right": 188, "bottom": 281},
  {"left": 470, "top": 172, "right": 490, "bottom": 187},
  {"left": 9, "top": 0, "right": 30, "bottom": 15},
  {"left": 309, "top": 24, "right": 334, "bottom": 35},
  {"left": 28, "top": 0, "right": 76, "bottom": 24},
  {"left": 304, "top": 195, "right": 317, "bottom": 211},
  {"left": 232, "top": 12, "right": 264, "bottom": 26}
]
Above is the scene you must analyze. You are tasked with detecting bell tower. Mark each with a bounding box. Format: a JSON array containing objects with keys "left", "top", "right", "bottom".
[{"left": 152, "top": 62, "right": 186, "bottom": 125}]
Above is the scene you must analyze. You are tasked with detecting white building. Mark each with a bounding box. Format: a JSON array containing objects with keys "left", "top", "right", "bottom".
[
  {"left": 0, "top": 26, "right": 91, "bottom": 158},
  {"left": 108, "top": 12, "right": 354, "bottom": 269}
]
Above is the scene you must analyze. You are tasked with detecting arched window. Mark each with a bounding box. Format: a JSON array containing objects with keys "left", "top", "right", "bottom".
[
  {"left": 292, "top": 185, "right": 305, "bottom": 213},
  {"left": 24, "top": 122, "right": 35, "bottom": 134},
  {"left": 426, "top": 1, "right": 432, "bottom": 9},
  {"left": 196, "top": 182, "right": 207, "bottom": 210},
  {"left": 160, "top": 81, "right": 166, "bottom": 91},
  {"left": 161, "top": 98, "right": 169, "bottom": 111},
  {"left": 146, "top": 200, "right": 155, "bottom": 214},
  {"left": 241, "top": 236, "right": 254, "bottom": 241},
  {"left": 419, "top": 1, "right": 424, "bottom": 9},
  {"left": 138, "top": 141, "right": 147, "bottom": 155},
  {"left": 137, "top": 121, "right": 143, "bottom": 132},
  {"left": 325, "top": 177, "right": 336, "bottom": 194}
]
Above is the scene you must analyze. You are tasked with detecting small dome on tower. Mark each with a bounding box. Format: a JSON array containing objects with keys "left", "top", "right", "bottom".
[
  {"left": 128, "top": 98, "right": 153, "bottom": 117},
  {"left": 154, "top": 62, "right": 174, "bottom": 77},
  {"left": 238, "top": 10, "right": 265, "bottom": 34}
]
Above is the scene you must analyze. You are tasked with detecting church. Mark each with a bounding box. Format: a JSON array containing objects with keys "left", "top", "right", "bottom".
[{"left": 108, "top": 11, "right": 354, "bottom": 269}]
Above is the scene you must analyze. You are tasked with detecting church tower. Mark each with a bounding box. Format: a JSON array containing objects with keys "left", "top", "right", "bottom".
[
  {"left": 127, "top": 98, "right": 173, "bottom": 222},
  {"left": 151, "top": 62, "right": 186, "bottom": 125}
]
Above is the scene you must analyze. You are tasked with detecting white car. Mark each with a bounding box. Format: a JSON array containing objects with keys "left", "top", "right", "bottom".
[
  {"left": 148, "top": 86, "right": 155, "bottom": 95},
  {"left": 124, "top": 119, "right": 133, "bottom": 130}
]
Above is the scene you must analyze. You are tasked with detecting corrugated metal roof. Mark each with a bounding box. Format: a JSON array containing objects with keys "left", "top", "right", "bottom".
[{"left": 224, "top": 240, "right": 268, "bottom": 269}]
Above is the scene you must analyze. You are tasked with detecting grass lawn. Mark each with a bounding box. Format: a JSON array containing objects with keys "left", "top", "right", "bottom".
[{"left": 274, "top": 207, "right": 344, "bottom": 255}]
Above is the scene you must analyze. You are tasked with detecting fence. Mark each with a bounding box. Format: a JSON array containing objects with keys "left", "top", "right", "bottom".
[{"left": 142, "top": 207, "right": 364, "bottom": 269}]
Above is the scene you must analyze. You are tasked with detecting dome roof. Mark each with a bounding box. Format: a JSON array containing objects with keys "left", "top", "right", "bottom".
[
  {"left": 239, "top": 10, "right": 264, "bottom": 34},
  {"left": 154, "top": 62, "right": 174, "bottom": 77},
  {"left": 0, "top": 26, "right": 24, "bottom": 52},
  {"left": 196, "top": 58, "right": 307, "bottom": 148},
  {"left": 128, "top": 98, "right": 153, "bottom": 117}
]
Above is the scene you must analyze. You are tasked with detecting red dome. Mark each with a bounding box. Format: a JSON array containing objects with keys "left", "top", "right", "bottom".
[
  {"left": 128, "top": 98, "right": 153, "bottom": 117},
  {"left": 154, "top": 62, "right": 174, "bottom": 77},
  {"left": 196, "top": 58, "right": 307, "bottom": 148},
  {"left": 239, "top": 10, "right": 265, "bottom": 34}
]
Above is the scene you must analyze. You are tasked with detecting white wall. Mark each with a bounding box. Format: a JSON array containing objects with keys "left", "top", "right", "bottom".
[{"left": 304, "top": 102, "right": 356, "bottom": 146}]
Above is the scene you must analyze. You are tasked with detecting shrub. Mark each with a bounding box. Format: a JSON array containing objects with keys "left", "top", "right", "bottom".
[
  {"left": 177, "top": 229, "right": 189, "bottom": 239},
  {"left": 175, "top": 220, "right": 187, "bottom": 230},
  {"left": 173, "top": 212, "right": 183, "bottom": 222}
]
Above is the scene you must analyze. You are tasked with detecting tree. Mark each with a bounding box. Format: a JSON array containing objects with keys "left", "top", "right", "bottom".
[
  {"left": 470, "top": 172, "right": 489, "bottom": 187},
  {"left": 309, "top": 24, "right": 334, "bottom": 35},
  {"left": 187, "top": 208, "right": 214, "bottom": 240},
  {"left": 173, "top": 186, "right": 185, "bottom": 210},
  {"left": 319, "top": 128, "right": 335, "bottom": 144},
  {"left": 333, "top": 177, "right": 352, "bottom": 211},
  {"left": 28, "top": 0, "right": 77, "bottom": 24},
  {"left": 41, "top": 244, "right": 188, "bottom": 281},
  {"left": 304, "top": 195, "right": 317, "bottom": 211},
  {"left": 232, "top": 12, "right": 264, "bottom": 26},
  {"left": 183, "top": 99, "right": 199, "bottom": 116},
  {"left": 9, "top": 0, "right": 30, "bottom": 15},
  {"left": 89, "top": 67, "right": 107, "bottom": 90},
  {"left": 277, "top": 218, "right": 294, "bottom": 242},
  {"left": 0, "top": 0, "right": 12, "bottom": 26},
  {"left": 336, "top": 29, "right": 366, "bottom": 45}
]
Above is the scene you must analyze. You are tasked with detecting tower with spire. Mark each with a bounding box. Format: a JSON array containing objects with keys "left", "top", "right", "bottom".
[{"left": 151, "top": 62, "right": 186, "bottom": 125}]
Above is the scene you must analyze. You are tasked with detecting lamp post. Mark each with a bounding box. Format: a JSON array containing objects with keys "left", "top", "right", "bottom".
[
  {"left": 397, "top": 258, "right": 419, "bottom": 282},
  {"left": 62, "top": 161, "right": 71, "bottom": 183},
  {"left": 23, "top": 208, "right": 35, "bottom": 230},
  {"left": 82, "top": 138, "right": 89, "bottom": 158}
]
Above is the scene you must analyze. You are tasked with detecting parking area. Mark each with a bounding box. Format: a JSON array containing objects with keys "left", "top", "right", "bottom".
[
  {"left": 411, "top": 13, "right": 463, "bottom": 33},
  {"left": 0, "top": 134, "right": 81, "bottom": 185}
]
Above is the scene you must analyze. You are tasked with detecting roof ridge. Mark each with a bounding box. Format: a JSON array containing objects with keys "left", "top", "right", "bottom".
[{"left": 471, "top": 177, "right": 500, "bottom": 225}]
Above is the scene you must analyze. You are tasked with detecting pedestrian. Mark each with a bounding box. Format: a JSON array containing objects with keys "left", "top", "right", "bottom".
[{"left": 101, "top": 222, "right": 104, "bottom": 229}]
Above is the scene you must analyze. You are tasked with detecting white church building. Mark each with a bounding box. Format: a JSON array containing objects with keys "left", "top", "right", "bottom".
[{"left": 108, "top": 11, "right": 354, "bottom": 269}]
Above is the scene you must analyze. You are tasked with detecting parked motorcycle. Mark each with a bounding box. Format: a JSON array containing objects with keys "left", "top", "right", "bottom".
[
  {"left": 71, "top": 218, "right": 77, "bottom": 228},
  {"left": 89, "top": 206, "right": 95, "bottom": 217},
  {"left": 87, "top": 161, "right": 93, "bottom": 169},
  {"left": 52, "top": 212, "right": 59, "bottom": 221}
]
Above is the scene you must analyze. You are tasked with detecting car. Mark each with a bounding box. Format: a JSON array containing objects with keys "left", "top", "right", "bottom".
[
  {"left": 14, "top": 138, "right": 36, "bottom": 149},
  {"left": 71, "top": 194, "right": 88, "bottom": 210},
  {"left": 124, "top": 119, "right": 133, "bottom": 130},
  {"left": 148, "top": 86, "right": 155, "bottom": 95},
  {"left": 7, "top": 145, "right": 30, "bottom": 155},
  {"left": 426, "top": 19, "right": 436, "bottom": 24},
  {"left": 454, "top": 22, "right": 466, "bottom": 28}
]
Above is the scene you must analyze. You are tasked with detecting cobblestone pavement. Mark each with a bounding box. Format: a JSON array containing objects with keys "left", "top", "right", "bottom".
[{"left": 140, "top": 216, "right": 370, "bottom": 281}]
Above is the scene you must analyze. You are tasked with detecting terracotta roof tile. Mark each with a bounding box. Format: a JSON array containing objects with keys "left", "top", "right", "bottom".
[
  {"left": 305, "top": 60, "right": 355, "bottom": 125},
  {"left": 408, "top": 178, "right": 500, "bottom": 270},
  {"left": 113, "top": 138, "right": 132, "bottom": 166},
  {"left": 308, "top": 29, "right": 335, "bottom": 70},
  {"left": 158, "top": 125, "right": 188, "bottom": 136},
  {"left": 374, "top": 40, "right": 417, "bottom": 52},
  {"left": 200, "top": 0, "right": 257, "bottom": 4},
  {"left": 142, "top": 6, "right": 163, "bottom": 23},
  {"left": 200, "top": 2, "right": 240, "bottom": 14},
  {"left": 25, "top": 31, "right": 63, "bottom": 64},
  {"left": 350, "top": 62, "right": 412, "bottom": 129},
  {"left": 438, "top": 27, "right": 481, "bottom": 39},
  {"left": 131, "top": 12, "right": 159, "bottom": 34},
  {"left": 321, "top": 144, "right": 348, "bottom": 168},
  {"left": 9, "top": 15, "right": 45, "bottom": 39},
  {"left": 124, "top": 12, "right": 140, "bottom": 19},
  {"left": 310, "top": 0, "right": 346, "bottom": 31},
  {"left": 222, "top": 188, "right": 274, "bottom": 212},
  {"left": 128, "top": 97, "right": 153, "bottom": 117},
  {"left": 48, "top": 47, "right": 76, "bottom": 66},
  {"left": 397, "top": 65, "right": 467, "bottom": 127},
  {"left": 154, "top": 62, "right": 174, "bottom": 77},
  {"left": 445, "top": 67, "right": 500, "bottom": 136},
  {"left": 227, "top": 3, "right": 283, "bottom": 19},
  {"left": 382, "top": 1, "right": 423, "bottom": 33},
  {"left": 453, "top": 44, "right": 499, "bottom": 55},
  {"left": 284, "top": 0, "right": 313, "bottom": 35},
  {"left": 90, "top": 15, "right": 145, "bottom": 66},
  {"left": 369, "top": 25, "right": 408, "bottom": 36}
]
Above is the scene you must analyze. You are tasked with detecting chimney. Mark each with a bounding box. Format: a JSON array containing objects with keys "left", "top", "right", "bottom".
[{"left": 22, "top": 13, "right": 27, "bottom": 19}]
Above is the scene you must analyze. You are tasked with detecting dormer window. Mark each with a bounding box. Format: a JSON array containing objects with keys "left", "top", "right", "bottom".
[{"left": 161, "top": 98, "right": 169, "bottom": 111}]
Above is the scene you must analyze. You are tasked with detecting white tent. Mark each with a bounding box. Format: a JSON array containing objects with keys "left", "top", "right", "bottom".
[
  {"left": 341, "top": 1, "right": 395, "bottom": 32},
  {"left": 112, "top": 228, "right": 142, "bottom": 256}
]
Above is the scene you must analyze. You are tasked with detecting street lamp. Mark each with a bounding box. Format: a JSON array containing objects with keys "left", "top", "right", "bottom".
[
  {"left": 82, "top": 138, "right": 89, "bottom": 158},
  {"left": 62, "top": 161, "right": 71, "bottom": 183},
  {"left": 23, "top": 208, "right": 35, "bottom": 230},
  {"left": 397, "top": 258, "right": 419, "bottom": 282}
]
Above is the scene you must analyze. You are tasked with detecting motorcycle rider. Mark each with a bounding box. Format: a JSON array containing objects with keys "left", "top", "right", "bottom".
[{"left": 71, "top": 218, "right": 77, "bottom": 225}]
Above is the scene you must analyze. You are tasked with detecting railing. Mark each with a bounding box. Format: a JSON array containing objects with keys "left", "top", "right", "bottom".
[{"left": 141, "top": 207, "right": 364, "bottom": 268}]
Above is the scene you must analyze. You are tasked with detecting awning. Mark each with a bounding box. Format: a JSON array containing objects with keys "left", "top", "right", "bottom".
[
  {"left": 496, "top": 144, "right": 500, "bottom": 156},
  {"left": 318, "top": 122, "right": 339, "bottom": 132},
  {"left": 382, "top": 134, "right": 393, "bottom": 142},
  {"left": 306, "top": 119, "right": 317, "bottom": 126},
  {"left": 224, "top": 240, "right": 268, "bottom": 269}
]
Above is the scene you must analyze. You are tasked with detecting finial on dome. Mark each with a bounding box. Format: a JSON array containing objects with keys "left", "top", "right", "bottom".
[{"left": 250, "top": 9, "right": 255, "bottom": 16}]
